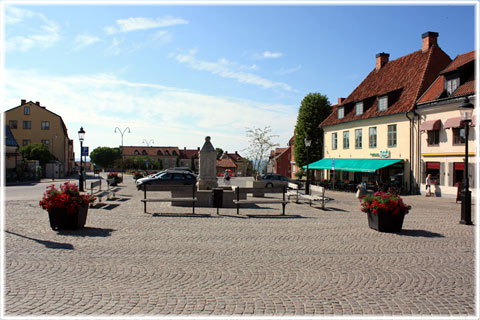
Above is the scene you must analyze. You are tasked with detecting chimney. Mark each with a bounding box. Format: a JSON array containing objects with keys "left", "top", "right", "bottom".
[
  {"left": 338, "top": 98, "right": 345, "bottom": 105},
  {"left": 35, "top": 101, "right": 40, "bottom": 106},
  {"left": 376, "top": 52, "right": 389, "bottom": 70},
  {"left": 422, "top": 31, "right": 438, "bottom": 52},
  {"left": 184, "top": 147, "right": 186, "bottom": 150},
  {"left": 235, "top": 151, "right": 238, "bottom": 155},
  {"left": 197, "top": 147, "right": 200, "bottom": 151},
  {"left": 21, "top": 99, "right": 26, "bottom": 105}
]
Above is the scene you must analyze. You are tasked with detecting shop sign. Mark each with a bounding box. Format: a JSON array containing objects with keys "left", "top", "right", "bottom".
[{"left": 379, "top": 149, "right": 390, "bottom": 158}]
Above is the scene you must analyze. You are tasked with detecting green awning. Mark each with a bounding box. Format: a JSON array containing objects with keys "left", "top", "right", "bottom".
[{"left": 303, "top": 158, "right": 403, "bottom": 173}]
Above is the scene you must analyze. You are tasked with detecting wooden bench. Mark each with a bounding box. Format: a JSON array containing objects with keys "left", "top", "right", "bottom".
[
  {"left": 287, "top": 182, "right": 302, "bottom": 203},
  {"left": 301, "top": 185, "right": 331, "bottom": 209},
  {"left": 233, "top": 186, "right": 289, "bottom": 215},
  {"left": 141, "top": 184, "right": 197, "bottom": 214},
  {"left": 89, "top": 180, "right": 111, "bottom": 205}
]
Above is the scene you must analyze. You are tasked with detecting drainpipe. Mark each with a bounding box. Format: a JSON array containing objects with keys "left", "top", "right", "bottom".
[
  {"left": 405, "top": 111, "right": 413, "bottom": 194},
  {"left": 413, "top": 109, "right": 420, "bottom": 194}
]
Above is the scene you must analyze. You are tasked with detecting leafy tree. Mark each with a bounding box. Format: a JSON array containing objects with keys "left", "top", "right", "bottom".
[
  {"left": 18, "top": 143, "right": 52, "bottom": 166},
  {"left": 215, "top": 148, "right": 224, "bottom": 159},
  {"left": 90, "top": 147, "right": 122, "bottom": 169},
  {"left": 245, "top": 126, "right": 279, "bottom": 174},
  {"left": 294, "top": 93, "right": 331, "bottom": 169}
]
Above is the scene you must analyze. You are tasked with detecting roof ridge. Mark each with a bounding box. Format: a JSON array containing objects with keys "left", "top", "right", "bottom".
[{"left": 413, "top": 45, "right": 436, "bottom": 105}]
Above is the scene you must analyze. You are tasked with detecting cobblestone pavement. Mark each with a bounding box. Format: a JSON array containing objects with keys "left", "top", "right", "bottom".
[{"left": 4, "top": 175, "right": 476, "bottom": 318}]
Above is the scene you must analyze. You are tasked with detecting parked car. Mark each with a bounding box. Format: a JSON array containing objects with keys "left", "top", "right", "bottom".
[
  {"left": 259, "top": 173, "right": 297, "bottom": 188},
  {"left": 136, "top": 169, "right": 197, "bottom": 190}
]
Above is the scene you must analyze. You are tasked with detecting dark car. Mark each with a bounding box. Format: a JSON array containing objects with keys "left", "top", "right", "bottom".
[
  {"left": 136, "top": 169, "right": 197, "bottom": 190},
  {"left": 260, "top": 173, "right": 294, "bottom": 188}
]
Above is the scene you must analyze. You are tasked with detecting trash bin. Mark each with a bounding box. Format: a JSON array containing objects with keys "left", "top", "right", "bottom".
[{"left": 212, "top": 188, "right": 223, "bottom": 208}]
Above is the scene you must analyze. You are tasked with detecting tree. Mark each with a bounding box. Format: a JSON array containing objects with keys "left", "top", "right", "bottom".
[
  {"left": 215, "top": 148, "right": 224, "bottom": 159},
  {"left": 245, "top": 126, "right": 279, "bottom": 174},
  {"left": 90, "top": 147, "right": 122, "bottom": 169},
  {"left": 294, "top": 93, "right": 331, "bottom": 169},
  {"left": 18, "top": 143, "right": 52, "bottom": 166}
]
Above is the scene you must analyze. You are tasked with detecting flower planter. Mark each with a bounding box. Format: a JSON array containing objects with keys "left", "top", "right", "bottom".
[
  {"left": 48, "top": 204, "right": 88, "bottom": 230},
  {"left": 367, "top": 210, "right": 405, "bottom": 233}
]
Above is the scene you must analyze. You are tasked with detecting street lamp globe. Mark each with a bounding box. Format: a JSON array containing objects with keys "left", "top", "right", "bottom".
[
  {"left": 304, "top": 137, "right": 312, "bottom": 147},
  {"left": 78, "top": 127, "right": 85, "bottom": 142},
  {"left": 459, "top": 97, "right": 474, "bottom": 122}
]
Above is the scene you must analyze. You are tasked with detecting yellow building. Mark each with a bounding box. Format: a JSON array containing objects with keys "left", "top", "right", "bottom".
[
  {"left": 4, "top": 100, "right": 74, "bottom": 177},
  {"left": 316, "top": 32, "right": 452, "bottom": 194}
]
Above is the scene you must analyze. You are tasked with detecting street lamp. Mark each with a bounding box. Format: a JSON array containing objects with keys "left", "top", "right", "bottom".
[
  {"left": 78, "top": 127, "right": 85, "bottom": 192},
  {"left": 142, "top": 139, "right": 154, "bottom": 147},
  {"left": 304, "top": 136, "right": 312, "bottom": 195},
  {"left": 459, "top": 97, "right": 474, "bottom": 225},
  {"left": 115, "top": 127, "right": 130, "bottom": 176}
]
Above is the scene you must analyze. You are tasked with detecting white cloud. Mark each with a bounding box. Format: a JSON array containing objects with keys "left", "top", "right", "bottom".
[
  {"left": 172, "top": 50, "right": 293, "bottom": 91},
  {"left": 5, "top": 6, "right": 61, "bottom": 52},
  {"left": 276, "top": 65, "right": 302, "bottom": 75},
  {"left": 105, "top": 16, "right": 188, "bottom": 34},
  {"left": 263, "top": 51, "right": 283, "bottom": 58},
  {"left": 106, "top": 38, "right": 124, "bottom": 55},
  {"left": 74, "top": 34, "right": 101, "bottom": 50},
  {"left": 3, "top": 69, "right": 296, "bottom": 154}
]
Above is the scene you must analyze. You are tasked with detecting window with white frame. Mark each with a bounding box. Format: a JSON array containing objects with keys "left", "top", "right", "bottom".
[
  {"left": 369, "top": 127, "right": 377, "bottom": 148},
  {"left": 355, "top": 129, "right": 362, "bottom": 148},
  {"left": 332, "top": 132, "right": 338, "bottom": 150},
  {"left": 338, "top": 106, "right": 344, "bottom": 119},
  {"left": 378, "top": 95, "right": 388, "bottom": 111},
  {"left": 446, "top": 77, "right": 460, "bottom": 95},
  {"left": 387, "top": 124, "right": 397, "bottom": 147},
  {"left": 355, "top": 102, "right": 363, "bottom": 115},
  {"left": 343, "top": 131, "right": 349, "bottom": 149},
  {"left": 41, "top": 121, "right": 50, "bottom": 130}
]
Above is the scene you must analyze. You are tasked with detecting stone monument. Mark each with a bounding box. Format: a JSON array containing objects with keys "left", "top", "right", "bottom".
[{"left": 198, "top": 136, "right": 218, "bottom": 190}]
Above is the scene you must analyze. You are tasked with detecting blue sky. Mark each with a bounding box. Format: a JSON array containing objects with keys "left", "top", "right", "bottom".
[{"left": 2, "top": 1, "right": 477, "bottom": 159}]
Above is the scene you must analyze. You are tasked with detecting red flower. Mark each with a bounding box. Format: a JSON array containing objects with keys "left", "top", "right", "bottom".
[{"left": 39, "top": 182, "right": 95, "bottom": 213}]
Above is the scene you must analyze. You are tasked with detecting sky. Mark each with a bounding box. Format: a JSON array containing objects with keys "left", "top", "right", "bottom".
[{"left": 1, "top": 1, "right": 477, "bottom": 160}]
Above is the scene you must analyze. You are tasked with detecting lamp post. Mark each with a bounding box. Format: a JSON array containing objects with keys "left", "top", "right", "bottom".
[
  {"left": 51, "top": 134, "right": 58, "bottom": 181},
  {"left": 115, "top": 127, "right": 130, "bottom": 176},
  {"left": 459, "top": 97, "right": 474, "bottom": 225},
  {"left": 304, "top": 136, "right": 312, "bottom": 195},
  {"left": 78, "top": 127, "right": 85, "bottom": 192},
  {"left": 142, "top": 139, "right": 154, "bottom": 147}
]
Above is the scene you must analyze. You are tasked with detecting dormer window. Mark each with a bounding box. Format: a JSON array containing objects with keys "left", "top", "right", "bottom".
[
  {"left": 355, "top": 102, "right": 363, "bottom": 116},
  {"left": 378, "top": 95, "right": 388, "bottom": 111},
  {"left": 142, "top": 150, "right": 147, "bottom": 155},
  {"left": 338, "top": 106, "right": 344, "bottom": 119},
  {"left": 165, "top": 150, "right": 170, "bottom": 156},
  {"left": 446, "top": 76, "right": 460, "bottom": 95},
  {"left": 172, "top": 150, "right": 177, "bottom": 156},
  {"left": 157, "top": 150, "right": 163, "bottom": 156},
  {"left": 134, "top": 150, "right": 139, "bottom": 155}
]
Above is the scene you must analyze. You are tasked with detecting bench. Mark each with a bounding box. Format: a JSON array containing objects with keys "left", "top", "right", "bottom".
[
  {"left": 233, "top": 186, "right": 289, "bottom": 215},
  {"left": 141, "top": 184, "right": 197, "bottom": 214},
  {"left": 286, "top": 182, "right": 302, "bottom": 203},
  {"left": 300, "top": 185, "right": 331, "bottom": 209},
  {"left": 89, "top": 180, "right": 110, "bottom": 205}
]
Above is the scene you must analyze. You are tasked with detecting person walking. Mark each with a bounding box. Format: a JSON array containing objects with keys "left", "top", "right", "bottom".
[
  {"left": 425, "top": 174, "right": 432, "bottom": 197},
  {"left": 223, "top": 170, "right": 231, "bottom": 186}
]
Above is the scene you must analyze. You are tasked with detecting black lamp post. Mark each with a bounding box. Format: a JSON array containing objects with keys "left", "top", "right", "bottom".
[
  {"left": 304, "top": 136, "right": 312, "bottom": 195},
  {"left": 78, "top": 127, "right": 85, "bottom": 192},
  {"left": 459, "top": 97, "right": 474, "bottom": 225}
]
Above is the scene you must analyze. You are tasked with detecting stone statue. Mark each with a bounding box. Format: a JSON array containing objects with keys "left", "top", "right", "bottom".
[{"left": 198, "top": 136, "right": 218, "bottom": 190}]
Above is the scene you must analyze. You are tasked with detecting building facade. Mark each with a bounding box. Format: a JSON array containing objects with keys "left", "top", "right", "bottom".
[
  {"left": 317, "top": 32, "right": 452, "bottom": 193},
  {"left": 416, "top": 50, "right": 476, "bottom": 197},
  {"left": 4, "top": 100, "right": 74, "bottom": 177}
]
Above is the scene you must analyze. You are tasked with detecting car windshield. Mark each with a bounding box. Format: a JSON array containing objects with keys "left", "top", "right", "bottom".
[{"left": 158, "top": 173, "right": 172, "bottom": 180}]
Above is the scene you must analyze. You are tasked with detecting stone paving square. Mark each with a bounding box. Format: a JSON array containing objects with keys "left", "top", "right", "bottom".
[{"left": 3, "top": 176, "right": 476, "bottom": 317}]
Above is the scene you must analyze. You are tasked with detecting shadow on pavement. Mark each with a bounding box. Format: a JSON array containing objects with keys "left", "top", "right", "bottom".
[
  {"left": 246, "top": 214, "right": 305, "bottom": 219},
  {"left": 5, "top": 230, "right": 74, "bottom": 250},
  {"left": 318, "top": 207, "right": 348, "bottom": 212},
  {"left": 151, "top": 213, "right": 211, "bottom": 218},
  {"left": 57, "top": 227, "right": 115, "bottom": 237},
  {"left": 398, "top": 229, "right": 445, "bottom": 238}
]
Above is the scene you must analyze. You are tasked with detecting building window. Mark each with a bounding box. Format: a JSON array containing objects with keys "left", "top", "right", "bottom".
[
  {"left": 24, "top": 106, "right": 30, "bottom": 115},
  {"left": 355, "top": 102, "right": 363, "bottom": 116},
  {"left": 165, "top": 150, "right": 170, "bottom": 155},
  {"left": 355, "top": 129, "right": 362, "bottom": 149},
  {"left": 142, "top": 150, "right": 147, "bottom": 155},
  {"left": 453, "top": 128, "right": 466, "bottom": 145},
  {"left": 22, "top": 139, "right": 30, "bottom": 146},
  {"left": 338, "top": 106, "right": 344, "bottom": 119},
  {"left": 426, "top": 162, "right": 440, "bottom": 184},
  {"left": 23, "top": 120, "right": 31, "bottom": 129},
  {"left": 157, "top": 150, "right": 162, "bottom": 155},
  {"left": 387, "top": 124, "right": 397, "bottom": 147},
  {"left": 446, "top": 77, "right": 460, "bottom": 95},
  {"left": 134, "top": 150, "right": 139, "bottom": 155},
  {"left": 172, "top": 150, "right": 177, "bottom": 156},
  {"left": 41, "top": 139, "right": 50, "bottom": 146},
  {"left": 343, "top": 131, "right": 349, "bottom": 149},
  {"left": 378, "top": 96, "right": 388, "bottom": 111},
  {"left": 369, "top": 127, "right": 377, "bottom": 148},
  {"left": 41, "top": 121, "right": 50, "bottom": 130},
  {"left": 427, "top": 130, "right": 440, "bottom": 145},
  {"left": 9, "top": 120, "right": 17, "bottom": 129},
  {"left": 332, "top": 132, "right": 338, "bottom": 150}
]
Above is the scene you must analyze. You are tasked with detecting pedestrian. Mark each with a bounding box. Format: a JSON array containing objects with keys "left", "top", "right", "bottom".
[
  {"left": 425, "top": 173, "right": 432, "bottom": 197},
  {"left": 224, "top": 170, "right": 231, "bottom": 185},
  {"left": 356, "top": 182, "right": 366, "bottom": 200}
]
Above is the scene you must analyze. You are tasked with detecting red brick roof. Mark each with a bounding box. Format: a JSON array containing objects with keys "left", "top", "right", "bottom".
[
  {"left": 123, "top": 146, "right": 180, "bottom": 156},
  {"left": 418, "top": 50, "right": 476, "bottom": 104},
  {"left": 320, "top": 45, "right": 451, "bottom": 127},
  {"left": 216, "top": 157, "right": 237, "bottom": 168},
  {"left": 224, "top": 151, "right": 243, "bottom": 161},
  {"left": 179, "top": 148, "right": 199, "bottom": 159}
]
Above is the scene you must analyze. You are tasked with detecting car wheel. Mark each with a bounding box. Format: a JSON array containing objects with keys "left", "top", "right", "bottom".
[{"left": 266, "top": 183, "right": 273, "bottom": 188}]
